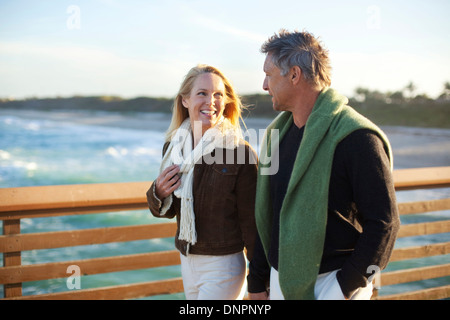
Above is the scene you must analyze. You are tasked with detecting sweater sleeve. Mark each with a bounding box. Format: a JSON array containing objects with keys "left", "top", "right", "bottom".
[
  {"left": 334, "top": 130, "right": 400, "bottom": 298},
  {"left": 235, "top": 144, "right": 258, "bottom": 261},
  {"left": 146, "top": 181, "right": 177, "bottom": 219},
  {"left": 247, "top": 234, "right": 271, "bottom": 293},
  {"left": 146, "top": 141, "right": 178, "bottom": 219}
]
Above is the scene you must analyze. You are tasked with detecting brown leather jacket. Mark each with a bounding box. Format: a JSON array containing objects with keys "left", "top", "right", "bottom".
[{"left": 146, "top": 141, "right": 257, "bottom": 260}]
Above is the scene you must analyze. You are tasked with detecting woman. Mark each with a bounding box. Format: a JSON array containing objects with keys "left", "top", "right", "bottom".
[{"left": 146, "top": 65, "right": 257, "bottom": 300}]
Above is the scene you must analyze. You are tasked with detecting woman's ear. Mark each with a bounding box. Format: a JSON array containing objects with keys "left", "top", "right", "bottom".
[{"left": 181, "top": 96, "right": 189, "bottom": 109}]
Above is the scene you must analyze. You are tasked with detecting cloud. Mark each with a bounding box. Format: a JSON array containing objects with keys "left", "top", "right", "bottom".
[
  {"left": 179, "top": 5, "right": 267, "bottom": 44},
  {"left": 195, "top": 17, "right": 267, "bottom": 44}
]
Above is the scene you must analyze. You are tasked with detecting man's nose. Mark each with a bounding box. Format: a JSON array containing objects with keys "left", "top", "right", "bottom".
[{"left": 263, "top": 77, "right": 269, "bottom": 92}]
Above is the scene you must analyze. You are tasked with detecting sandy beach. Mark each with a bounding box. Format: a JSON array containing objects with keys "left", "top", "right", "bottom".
[{"left": 1, "top": 108, "right": 449, "bottom": 169}]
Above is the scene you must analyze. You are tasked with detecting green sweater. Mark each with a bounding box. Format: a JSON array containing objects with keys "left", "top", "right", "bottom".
[{"left": 255, "top": 87, "right": 392, "bottom": 299}]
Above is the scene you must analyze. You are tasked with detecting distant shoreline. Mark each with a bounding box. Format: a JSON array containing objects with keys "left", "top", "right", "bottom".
[
  {"left": 2, "top": 107, "right": 450, "bottom": 133},
  {"left": 1, "top": 90, "right": 450, "bottom": 129},
  {"left": 0, "top": 108, "right": 276, "bottom": 132},
  {"left": 2, "top": 108, "right": 450, "bottom": 170},
  {"left": 0, "top": 108, "right": 450, "bottom": 168}
]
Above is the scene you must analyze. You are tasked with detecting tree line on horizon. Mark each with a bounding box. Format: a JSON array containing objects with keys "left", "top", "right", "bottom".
[
  {"left": 1, "top": 81, "right": 449, "bottom": 119},
  {"left": 350, "top": 81, "right": 450, "bottom": 108}
]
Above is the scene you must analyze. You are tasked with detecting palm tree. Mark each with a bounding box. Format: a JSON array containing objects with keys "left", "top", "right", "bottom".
[
  {"left": 404, "top": 81, "right": 417, "bottom": 101},
  {"left": 438, "top": 82, "right": 450, "bottom": 101}
]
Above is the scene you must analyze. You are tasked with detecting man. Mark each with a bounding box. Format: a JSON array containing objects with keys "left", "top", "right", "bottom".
[{"left": 248, "top": 30, "right": 400, "bottom": 300}]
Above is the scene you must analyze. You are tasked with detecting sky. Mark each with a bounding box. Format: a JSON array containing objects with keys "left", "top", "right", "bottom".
[{"left": 0, "top": 0, "right": 449, "bottom": 100}]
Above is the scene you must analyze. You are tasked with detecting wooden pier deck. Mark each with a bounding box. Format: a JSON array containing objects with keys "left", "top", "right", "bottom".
[{"left": 1, "top": 166, "right": 450, "bottom": 300}]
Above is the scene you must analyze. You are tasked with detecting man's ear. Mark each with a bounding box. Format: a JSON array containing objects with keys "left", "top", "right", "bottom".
[{"left": 291, "top": 66, "right": 302, "bottom": 85}]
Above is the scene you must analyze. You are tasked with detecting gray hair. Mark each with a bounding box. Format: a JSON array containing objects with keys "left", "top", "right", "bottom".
[{"left": 261, "top": 29, "right": 332, "bottom": 89}]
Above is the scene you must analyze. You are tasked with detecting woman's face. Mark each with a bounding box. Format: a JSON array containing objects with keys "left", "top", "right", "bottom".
[{"left": 182, "top": 72, "right": 227, "bottom": 135}]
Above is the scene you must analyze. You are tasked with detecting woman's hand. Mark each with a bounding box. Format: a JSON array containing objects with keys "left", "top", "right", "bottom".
[{"left": 155, "top": 165, "right": 181, "bottom": 200}]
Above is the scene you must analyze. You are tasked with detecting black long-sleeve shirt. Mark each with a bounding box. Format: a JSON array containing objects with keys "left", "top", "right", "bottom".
[{"left": 248, "top": 123, "right": 400, "bottom": 298}]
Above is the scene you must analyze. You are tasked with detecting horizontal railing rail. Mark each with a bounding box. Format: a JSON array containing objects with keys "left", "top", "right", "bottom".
[{"left": 1, "top": 166, "right": 450, "bottom": 300}]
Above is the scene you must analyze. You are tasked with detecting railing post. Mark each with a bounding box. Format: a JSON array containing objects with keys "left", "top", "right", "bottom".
[{"left": 3, "top": 219, "right": 22, "bottom": 298}]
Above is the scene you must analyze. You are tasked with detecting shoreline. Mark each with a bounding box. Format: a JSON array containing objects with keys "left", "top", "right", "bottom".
[{"left": 1, "top": 108, "right": 450, "bottom": 169}]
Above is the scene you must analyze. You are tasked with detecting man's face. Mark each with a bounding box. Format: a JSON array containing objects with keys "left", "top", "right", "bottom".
[{"left": 263, "top": 53, "right": 293, "bottom": 112}]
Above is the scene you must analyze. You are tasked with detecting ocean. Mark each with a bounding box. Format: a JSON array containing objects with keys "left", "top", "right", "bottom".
[{"left": 0, "top": 109, "right": 449, "bottom": 299}]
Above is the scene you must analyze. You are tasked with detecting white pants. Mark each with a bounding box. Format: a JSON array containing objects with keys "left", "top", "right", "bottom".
[
  {"left": 270, "top": 267, "right": 373, "bottom": 300},
  {"left": 180, "top": 252, "right": 247, "bottom": 300}
]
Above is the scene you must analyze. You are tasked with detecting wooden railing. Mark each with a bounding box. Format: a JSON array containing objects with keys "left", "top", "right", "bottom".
[
  {"left": 372, "top": 166, "right": 450, "bottom": 300},
  {"left": 1, "top": 166, "right": 449, "bottom": 300}
]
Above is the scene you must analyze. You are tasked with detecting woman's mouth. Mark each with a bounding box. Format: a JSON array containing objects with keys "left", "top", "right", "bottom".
[{"left": 200, "top": 110, "right": 216, "bottom": 116}]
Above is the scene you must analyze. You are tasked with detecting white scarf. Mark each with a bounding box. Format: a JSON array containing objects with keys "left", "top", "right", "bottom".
[{"left": 159, "top": 117, "right": 242, "bottom": 249}]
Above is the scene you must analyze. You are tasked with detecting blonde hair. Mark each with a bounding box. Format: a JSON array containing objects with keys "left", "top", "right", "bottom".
[{"left": 165, "top": 64, "right": 244, "bottom": 142}]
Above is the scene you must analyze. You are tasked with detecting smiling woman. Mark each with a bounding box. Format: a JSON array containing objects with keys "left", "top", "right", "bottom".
[
  {"left": 165, "top": 65, "right": 244, "bottom": 143},
  {"left": 181, "top": 72, "right": 227, "bottom": 144},
  {"left": 146, "top": 64, "right": 258, "bottom": 300}
]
